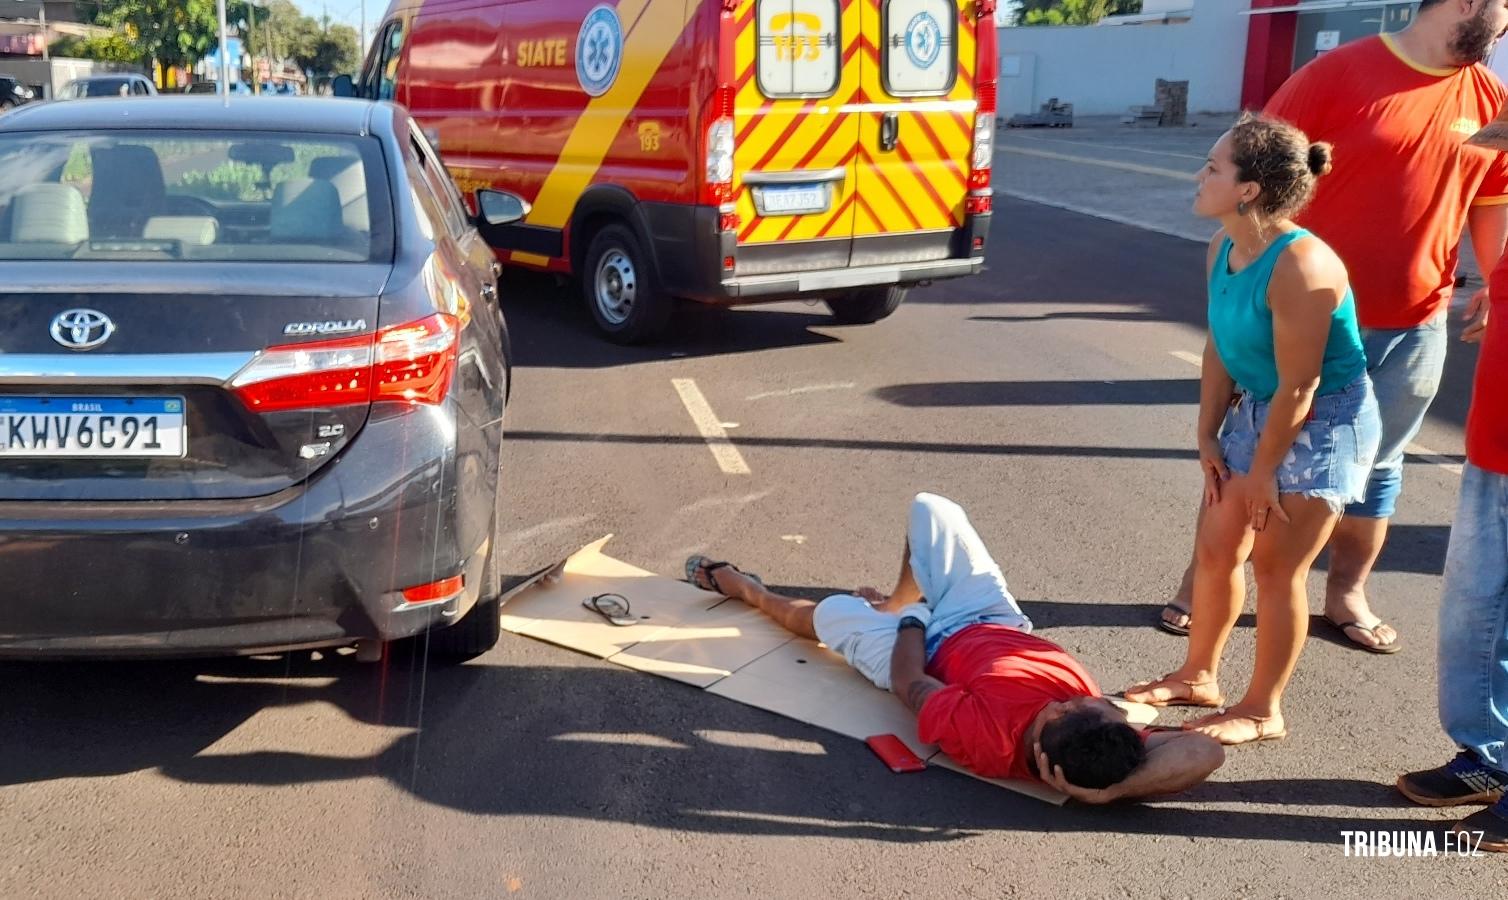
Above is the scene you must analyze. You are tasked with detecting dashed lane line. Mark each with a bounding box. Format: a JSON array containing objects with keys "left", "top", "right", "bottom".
[{"left": 672, "top": 378, "right": 751, "bottom": 475}]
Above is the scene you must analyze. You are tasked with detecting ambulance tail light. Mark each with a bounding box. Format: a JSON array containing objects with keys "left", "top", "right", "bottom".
[
  {"left": 702, "top": 84, "right": 736, "bottom": 212},
  {"left": 968, "top": 21, "right": 998, "bottom": 197}
]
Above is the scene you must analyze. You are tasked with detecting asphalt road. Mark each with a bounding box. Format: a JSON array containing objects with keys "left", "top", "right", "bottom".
[{"left": 4, "top": 199, "right": 1504, "bottom": 899}]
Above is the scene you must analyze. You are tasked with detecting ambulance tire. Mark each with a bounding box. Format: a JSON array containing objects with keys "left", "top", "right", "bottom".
[
  {"left": 827, "top": 286, "right": 906, "bottom": 324},
  {"left": 582, "top": 224, "right": 673, "bottom": 344}
]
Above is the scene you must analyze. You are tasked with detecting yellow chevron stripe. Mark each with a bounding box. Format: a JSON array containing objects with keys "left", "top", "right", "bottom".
[{"left": 525, "top": 0, "right": 695, "bottom": 229}]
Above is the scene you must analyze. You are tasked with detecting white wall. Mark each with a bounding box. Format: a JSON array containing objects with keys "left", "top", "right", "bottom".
[{"left": 997, "top": 1, "right": 1249, "bottom": 118}]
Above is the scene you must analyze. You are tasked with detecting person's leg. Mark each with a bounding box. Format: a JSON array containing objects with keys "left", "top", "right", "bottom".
[
  {"left": 904, "top": 493, "right": 1030, "bottom": 656},
  {"left": 1161, "top": 502, "right": 1205, "bottom": 631},
  {"left": 1438, "top": 464, "right": 1508, "bottom": 784},
  {"left": 1326, "top": 318, "right": 1448, "bottom": 649},
  {"left": 1399, "top": 464, "right": 1508, "bottom": 807},
  {"left": 699, "top": 561, "right": 908, "bottom": 690},
  {"left": 700, "top": 564, "right": 820, "bottom": 640},
  {"left": 1125, "top": 483, "right": 1254, "bottom": 706},
  {"left": 1187, "top": 494, "right": 1340, "bottom": 744}
]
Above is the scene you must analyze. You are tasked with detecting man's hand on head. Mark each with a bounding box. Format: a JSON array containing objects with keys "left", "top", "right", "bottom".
[{"left": 1034, "top": 742, "right": 1123, "bottom": 805}]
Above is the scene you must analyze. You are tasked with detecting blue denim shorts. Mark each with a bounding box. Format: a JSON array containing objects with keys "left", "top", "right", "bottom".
[{"left": 1219, "top": 375, "right": 1382, "bottom": 513}]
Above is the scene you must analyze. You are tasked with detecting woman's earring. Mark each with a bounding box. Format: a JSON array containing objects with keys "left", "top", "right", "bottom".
[{"left": 1236, "top": 199, "right": 1249, "bottom": 216}]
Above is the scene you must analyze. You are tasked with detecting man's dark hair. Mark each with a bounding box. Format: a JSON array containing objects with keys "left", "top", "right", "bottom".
[{"left": 1039, "top": 709, "right": 1146, "bottom": 790}]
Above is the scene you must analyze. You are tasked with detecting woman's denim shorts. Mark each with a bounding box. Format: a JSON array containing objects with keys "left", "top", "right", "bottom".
[{"left": 1219, "top": 374, "right": 1382, "bottom": 514}]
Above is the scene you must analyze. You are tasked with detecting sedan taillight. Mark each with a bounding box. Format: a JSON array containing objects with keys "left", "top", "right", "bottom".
[{"left": 231, "top": 314, "right": 459, "bottom": 413}]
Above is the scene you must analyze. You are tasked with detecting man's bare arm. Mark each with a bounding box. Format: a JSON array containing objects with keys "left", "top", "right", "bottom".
[
  {"left": 890, "top": 623, "right": 944, "bottom": 714},
  {"left": 1038, "top": 730, "right": 1225, "bottom": 804}
]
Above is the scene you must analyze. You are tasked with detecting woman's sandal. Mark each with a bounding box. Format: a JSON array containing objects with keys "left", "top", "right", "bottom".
[
  {"left": 1122, "top": 674, "right": 1226, "bottom": 709},
  {"left": 1157, "top": 603, "right": 1191, "bottom": 636},
  {"left": 684, "top": 555, "right": 763, "bottom": 594},
  {"left": 1186, "top": 711, "right": 1288, "bottom": 745}
]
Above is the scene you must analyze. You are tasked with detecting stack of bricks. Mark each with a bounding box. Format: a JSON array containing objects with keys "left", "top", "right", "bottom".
[{"left": 1155, "top": 79, "right": 1189, "bottom": 127}]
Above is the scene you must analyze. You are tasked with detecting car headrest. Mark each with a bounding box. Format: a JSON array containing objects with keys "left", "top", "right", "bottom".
[
  {"left": 307, "top": 156, "right": 369, "bottom": 232},
  {"left": 143, "top": 215, "right": 219, "bottom": 245},
  {"left": 10, "top": 183, "right": 88, "bottom": 244},
  {"left": 269, "top": 177, "right": 345, "bottom": 242}
]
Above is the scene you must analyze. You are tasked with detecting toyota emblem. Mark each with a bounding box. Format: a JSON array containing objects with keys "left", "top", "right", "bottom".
[{"left": 49, "top": 308, "right": 115, "bottom": 351}]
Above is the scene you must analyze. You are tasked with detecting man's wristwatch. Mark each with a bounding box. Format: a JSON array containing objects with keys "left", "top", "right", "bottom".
[{"left": 897, "top": 615, "right": 927, "bottom": 633}]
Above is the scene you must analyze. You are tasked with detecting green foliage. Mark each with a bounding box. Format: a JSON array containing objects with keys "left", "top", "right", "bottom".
[
  {"left": 175, "top": 162, "right": 264, "bottom": 202},
  {"left": 91, "top": 0, "right": 221, "bottom": 69},
  {"left": 48, "top": 33, "right": 138, "bottom": 64},
  {"left": 1015, "top": 0, "right": 1141, "bottom": 26}
]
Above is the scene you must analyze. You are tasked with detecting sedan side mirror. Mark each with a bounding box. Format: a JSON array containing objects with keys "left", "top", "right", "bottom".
[
  {"left": 476, "top": 190, "right": 530, "bottom": 226},
  {"left": 331, "top": 74, "right": 356, "bottom": 97}
]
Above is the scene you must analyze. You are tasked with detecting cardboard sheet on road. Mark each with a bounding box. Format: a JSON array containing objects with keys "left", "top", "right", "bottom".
[{"left": 501, "top": 537, "right": 1159, "bottom": 806}]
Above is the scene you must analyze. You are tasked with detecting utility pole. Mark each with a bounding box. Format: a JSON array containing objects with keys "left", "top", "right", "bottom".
[
  {"left": 359, "top": 0, "right": 365, "bottom": 58},
  {"left": 38, "top": 2, "right": 47, "bottom": 62},
  {"left": 216, "top": 0, "right": 230, "bottom": 104},
  {"left": 263, "top": 2, "right": 275, "bottom": 89}
]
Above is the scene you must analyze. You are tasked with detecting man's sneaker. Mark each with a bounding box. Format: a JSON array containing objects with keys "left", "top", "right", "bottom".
[
  {"left": 1451, "top": 794, "right": 1508, "bottom": 854},
  {"left": 1397, "top": 751, "right": 1508, "bottom": 807}
]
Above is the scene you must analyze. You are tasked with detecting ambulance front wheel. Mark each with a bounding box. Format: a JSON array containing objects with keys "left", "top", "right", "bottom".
[
  {"left": 582, "top": 224, "right": 673, "bottom": 343},
  {"left": 827, "top": 286, "right": 906, "bottom": 324}
]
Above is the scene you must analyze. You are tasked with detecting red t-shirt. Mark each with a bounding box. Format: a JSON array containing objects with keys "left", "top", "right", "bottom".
[
  {"left": 915, "top": 624, "right": 1099, "bottom": 781},
  {"left": 1473, "top": 263, "right": 1508, "bottom": 474},
  {"left": 1265, "top": 35, "right": 1508, "bottom": 329}
]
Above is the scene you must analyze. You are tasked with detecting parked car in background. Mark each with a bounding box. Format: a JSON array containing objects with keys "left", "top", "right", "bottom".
[
  {"left": 0, "top": 75, "right": 36, "bottom": 109},
  {"left": 59, "top": 74, "right": 158, "bottom": 99},
  {"left": 0, "top": 97, "right": 523, "bottom": 661},
  {"left": 180, "top": 81, "right": 254, "bottom": 96}
]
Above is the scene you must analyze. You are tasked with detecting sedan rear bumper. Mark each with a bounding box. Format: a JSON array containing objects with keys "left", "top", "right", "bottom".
[{"left": 0, "top": 404, "right": 495, "bottom": 658}]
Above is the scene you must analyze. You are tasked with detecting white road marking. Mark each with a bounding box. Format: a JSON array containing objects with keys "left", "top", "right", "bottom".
[
  {"left": 1167, "top": 350, "right": 1464, "bottom": 474},
  {"left": 672, "top": 378, "right": 751, "bottom": 475},
  {"left": 780, "top": 534, "right": 807, "bottom": 545},
  {"left": 1010, "top": 132, "right": 1206, "bottom": 162},
  {"left": 1002, "top": 145, "right": 1197, "bottom": 181},
  {"left": 745, "top": 382, "right": 857, "bottom": 401},
  {"left": 1001, "top": 189, "right": 1210, "bottom": 243}
]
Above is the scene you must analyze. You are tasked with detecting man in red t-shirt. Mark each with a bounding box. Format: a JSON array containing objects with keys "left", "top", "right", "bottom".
[
  {"left": 689, "top": 494, "right": 1225, "bottom": 803},
  {"left": 1396, "top": 108, "right": 1508, "bottom": 853},
  {"left": 1160, "top": 0, "right": 1508, "bottom": 654}
]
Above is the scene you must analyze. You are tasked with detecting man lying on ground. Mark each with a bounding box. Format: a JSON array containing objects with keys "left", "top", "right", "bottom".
[{"left": 687, "top": 493, "right": 1226, "bottom": 804}]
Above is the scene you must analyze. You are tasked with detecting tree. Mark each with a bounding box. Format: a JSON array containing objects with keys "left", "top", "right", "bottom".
[
  {"left": 91, "top": 0, "right": 221, "bottom": 69},
  {"left": 48, "top": 32, "right": 138, "bottom": 64},
  {"left": 304, "top": 25, "right": 361, "bottom": 77},
  {"left": 1014, "top": 0, "right": 1141, "bottom": 26}
]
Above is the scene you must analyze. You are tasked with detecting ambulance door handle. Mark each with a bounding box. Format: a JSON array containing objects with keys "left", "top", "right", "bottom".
[{"left": 879, "top": 113, "right": 899, "bottom": 152}]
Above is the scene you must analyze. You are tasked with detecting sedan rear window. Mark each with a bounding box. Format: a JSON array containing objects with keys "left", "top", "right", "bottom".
[
  {"left": 67, "top": 79, "right": 132, "bottom": 98},
  {"left": 0, "top": 131, "right": 391, "bottom": 263}
]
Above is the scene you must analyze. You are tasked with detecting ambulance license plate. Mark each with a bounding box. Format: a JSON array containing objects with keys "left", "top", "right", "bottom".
[
  {"left": 0, "top": 396, "right": 187, "bottom": 458},
  {"left": 759, "top": 184, "right": 828, "bottom": 215}
]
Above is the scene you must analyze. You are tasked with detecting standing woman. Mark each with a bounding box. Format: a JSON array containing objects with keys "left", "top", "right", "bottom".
[{"left": 1125, "top": 114, "right": 1381, "bottom": 745}]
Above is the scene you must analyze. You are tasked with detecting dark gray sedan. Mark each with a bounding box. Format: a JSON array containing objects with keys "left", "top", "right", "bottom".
[{"left": 0, "top": 97, "right": 524, "bottom": 660}]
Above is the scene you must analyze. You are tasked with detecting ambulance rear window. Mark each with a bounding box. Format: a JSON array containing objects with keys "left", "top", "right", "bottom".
[
  {"left": 883, "top": 0, "right": 956, "bottom": 97},
  {"left": 756, "top": 0, "right": 841, "bottom": 99}
]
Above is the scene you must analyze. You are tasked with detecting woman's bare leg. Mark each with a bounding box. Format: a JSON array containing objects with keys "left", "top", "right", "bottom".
[
  {"left": 1127, "top": 483, "right": 1255, "bottom": 705},
  {"left": 1190, "top": 494, "right": 1341, "bottom": 744}
]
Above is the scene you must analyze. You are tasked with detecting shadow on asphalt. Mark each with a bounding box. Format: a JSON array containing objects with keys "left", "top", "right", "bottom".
[
  {"left": 0, "top": 649, "right": 1433, "bottom": 845},
  {"left": 500, "top": 270, "right": 842, "bottom": 369},
  {"left": 505, "top": 429, "right": 1199, "bottom": 462},
  {"left": 969, "top": 312, "right": 1164, "bottom": 324},
  {"left": 874, "top": 379, "right": 1200, "bottom": 407}
]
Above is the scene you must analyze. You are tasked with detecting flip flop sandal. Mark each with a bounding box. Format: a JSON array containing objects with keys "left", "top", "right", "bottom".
[
  {"left": 582, "top": 592, "right": 637, "bottom": 627},
  {"left": 684, "top": 555, "right": 763, "bottom": 594},
  {"left": 1157, "top": 603, "right": 1191, "bottom": 636},
  {"left": 1121, "top": 676, "right": 1226, "bottom": 709},
  {"left": 1322, "top": 616, "right": 1402, "bottom": 655},
  {"left": 1190, "top": 712, "right": 1288, "bottom": 745}
]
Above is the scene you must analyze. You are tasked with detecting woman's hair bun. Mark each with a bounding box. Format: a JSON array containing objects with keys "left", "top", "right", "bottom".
[{"left": 1307, "top": 142, "right": 1333, "bottom": 177}]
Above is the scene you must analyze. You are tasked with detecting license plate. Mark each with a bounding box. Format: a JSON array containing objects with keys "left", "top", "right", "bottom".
[
  {"left": 0, "top": 396, "right": 187, "bottom": 458},
  {"left": 759, "top": 183, "right": 828, "bottom": 215}
]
